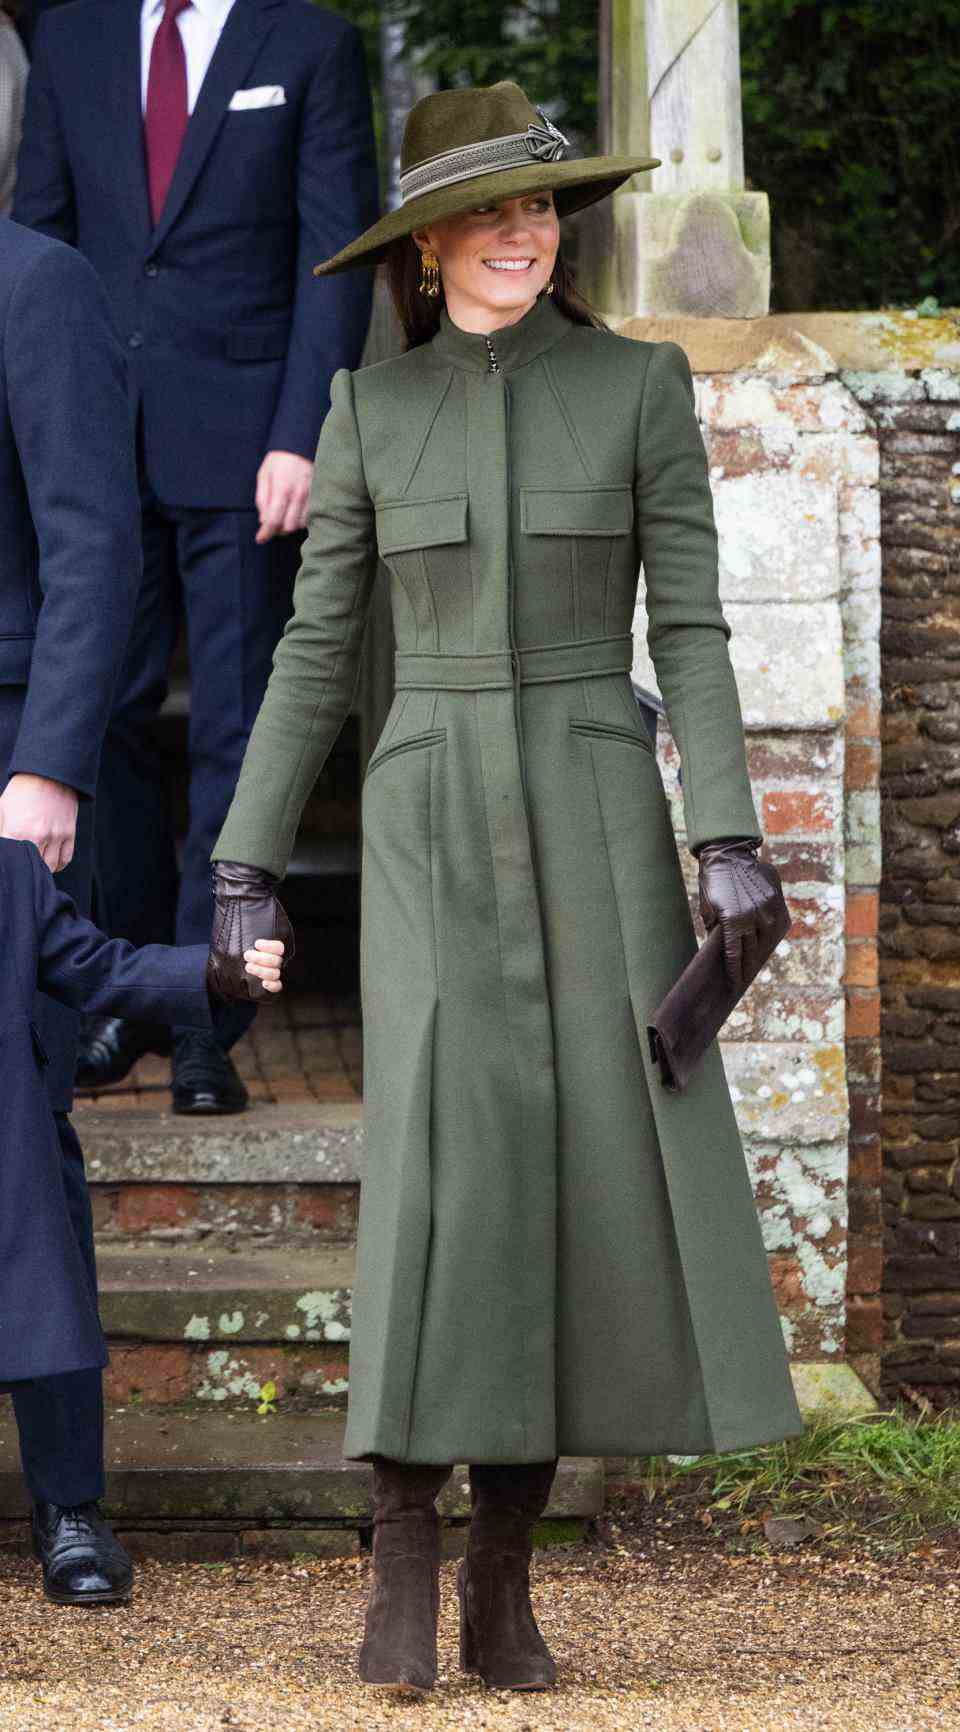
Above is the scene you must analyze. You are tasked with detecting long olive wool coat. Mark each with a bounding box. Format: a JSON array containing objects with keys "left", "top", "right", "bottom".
[{"left": 214, "top": 294, "right": 803, "bottom": 1464}]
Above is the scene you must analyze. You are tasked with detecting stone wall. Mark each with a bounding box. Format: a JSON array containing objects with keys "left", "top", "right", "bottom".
[
  {"left": 853, "top": 355, "right": 960, "bottom": 1404},
  {"left": 622, "top": 316, "right": 885, "bottom": 1382}
]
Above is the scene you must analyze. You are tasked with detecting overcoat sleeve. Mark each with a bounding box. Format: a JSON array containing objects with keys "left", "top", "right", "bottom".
[
  {"left": 636, "top": 341, "right": 761, "bottom": 853},
  {"left": 213, "top": 367, "right": 378, "bottom": 878},
  {"left": 4, "top": 240, "right": 141, "bottom": 797},
  {"left": 28, "top": 846, "right": 213, "bottom": 1029}
]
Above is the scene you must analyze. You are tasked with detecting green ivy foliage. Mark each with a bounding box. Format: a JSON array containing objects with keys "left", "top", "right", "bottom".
[
  {"left": 328, "top": 0, "right": 960, "bottom": 310},
  {"left": 740, "top": 0, "right": 960, "bottom": 309}
]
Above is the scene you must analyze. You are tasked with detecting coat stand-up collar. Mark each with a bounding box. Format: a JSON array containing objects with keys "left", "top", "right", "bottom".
[{"left": 431, "top": 293, "right": 572, "bottom": 374}]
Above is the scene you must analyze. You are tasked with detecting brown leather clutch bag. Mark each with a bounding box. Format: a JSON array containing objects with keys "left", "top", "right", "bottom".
[{"left": 648, "top": 903, "right": 792, "bottom": 1093}]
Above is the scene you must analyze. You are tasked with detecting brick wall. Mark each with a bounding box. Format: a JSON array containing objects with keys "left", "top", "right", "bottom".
[
  {"left": 853, "top": 364, "right": 960, "bottom": 1404},
  {"left": 626, "top": 325, "right": 884, "bottom": 1376}
]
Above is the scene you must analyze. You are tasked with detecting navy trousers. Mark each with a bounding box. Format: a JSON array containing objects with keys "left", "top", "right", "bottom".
[
  {"left": 0, "top": 685, "right": 103, "bottom": 1503},
  {"left": 11, "top": 1114, "right": 104, "bottom": 1506},
  {"left": 93, "top": 470, "right": 301, "bottom": 1048}
]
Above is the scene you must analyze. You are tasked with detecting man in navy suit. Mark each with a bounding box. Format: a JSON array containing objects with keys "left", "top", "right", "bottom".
[
  {"left": 14, "top": 0, "right": 379, "bottom": 1112},
  {"left": 0, "top": 214, "right": 142, "bottom": 1600}
]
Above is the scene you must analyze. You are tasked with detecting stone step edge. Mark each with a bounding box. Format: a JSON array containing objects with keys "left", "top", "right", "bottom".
[
  {"left": 0, "top": 1459, "right": 602, "bottom": 1525},
  {"left": 76, "top": 1095, "right": 826, "bottom": 1189},
  {"left": 79, "top": 1101, "right": 365, "bottom": 1186},
  {"left": 98, "top": 1243, "right": 356, "bottom": 1344}
]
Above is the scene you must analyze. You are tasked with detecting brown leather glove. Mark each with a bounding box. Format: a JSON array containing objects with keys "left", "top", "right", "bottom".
[
  {"left": 696, "top": 838, "right": 790, "bottom": 995},
  {"left": 207, "top": 861, "right": 295, "bottom": 1004}
]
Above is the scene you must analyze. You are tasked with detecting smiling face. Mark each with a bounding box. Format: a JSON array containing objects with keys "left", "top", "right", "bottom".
[{"left": 413, "top": 193, "right": 560, "bottom": 333}]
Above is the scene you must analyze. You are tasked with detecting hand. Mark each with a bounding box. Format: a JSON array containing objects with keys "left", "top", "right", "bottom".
[
  {"left": 0, "top": 773, "right": 79, "bottom": 873},
  {"left": 241, "top": 937, "right": 286, "bottom": 994},
  {"left": 697, "top": 838, "right": 790, "bottom": 995},
  {"left": 207, "top": 860, "right": 295, "bottom": 1003},
  {"left": 255, "top": 450, "right": 313, "bottom": 544}
]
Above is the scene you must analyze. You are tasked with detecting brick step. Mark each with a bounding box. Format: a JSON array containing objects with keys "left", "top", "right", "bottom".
[
  {"left": 98, "top": 1242, "right": 355, "bottom": 1407},
  {"left": 78, "top": 1099, "right": 364, "bottom": 1244},
  {"left": 0, "top": 1408, "right": 602, "bottom": 1559}
]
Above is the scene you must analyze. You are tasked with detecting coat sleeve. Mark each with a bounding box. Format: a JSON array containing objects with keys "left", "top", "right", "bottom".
[
  {"left": 29, "top": 846, "right": 213, "bottom": 1028},
  {"left": 3, "top": 240, "right": 141, "bottom": 798},
  {"left": 265, "top": 20, "right": 379, "bottom": 461},
  {"left": 10, "top": 16, "right": 77, "bottom": 244},
  {"left": 636, "top": 341, "right": 761, "bottom": 854},
  {"left": 214, "top": 367, "right": 378, "bottom": 878}
]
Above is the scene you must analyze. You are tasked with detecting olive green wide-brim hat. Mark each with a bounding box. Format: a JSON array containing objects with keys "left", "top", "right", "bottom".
[{"left": 313, "top": 80, "right": 659, "bottom": 277}]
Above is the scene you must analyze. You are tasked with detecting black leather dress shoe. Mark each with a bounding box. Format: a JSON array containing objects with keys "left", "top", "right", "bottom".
[
  {"left": 172, "top": 1031, "right": 249, "bottom": 1115},
  {"left": 32, "top": 1502, "right": 133, "bottom": 1606},
  {"left": 75, "top": 1016, "right": 171, "bottom": 1090}
]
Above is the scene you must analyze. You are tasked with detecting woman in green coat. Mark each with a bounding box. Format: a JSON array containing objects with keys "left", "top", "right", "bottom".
[{"left": 209, "top": 81, "right": 802, "bottom": 1695}]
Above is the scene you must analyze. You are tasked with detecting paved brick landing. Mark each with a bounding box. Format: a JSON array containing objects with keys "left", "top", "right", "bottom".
[{"left": 72, "top": 992, "right": 362, "bottom": 1112}]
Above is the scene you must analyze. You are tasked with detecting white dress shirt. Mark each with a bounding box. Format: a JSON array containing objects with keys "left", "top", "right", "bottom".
[
  {"left": 0, "top": 18, "right": 28, "bottom": 216},
  {"left": 140, "top": 0, "right": 238, "bottom": 114}
]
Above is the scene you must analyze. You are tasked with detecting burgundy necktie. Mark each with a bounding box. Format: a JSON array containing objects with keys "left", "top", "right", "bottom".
[{"left": 144, "top": 0, "right": 192, "bottom": 226}]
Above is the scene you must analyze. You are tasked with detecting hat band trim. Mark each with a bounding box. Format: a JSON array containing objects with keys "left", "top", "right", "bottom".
[{"left": 399, "top": 119, "right": 568, "bottom": 206}]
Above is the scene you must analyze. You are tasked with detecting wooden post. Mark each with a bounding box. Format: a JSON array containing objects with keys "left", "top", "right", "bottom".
[{"left": 587, "top": 0, "right": 770, "bottom": 320}]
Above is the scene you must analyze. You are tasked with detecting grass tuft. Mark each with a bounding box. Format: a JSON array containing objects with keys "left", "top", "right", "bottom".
[{"left": 630, "top": 1410, "right": 960, "bottom": 1552}]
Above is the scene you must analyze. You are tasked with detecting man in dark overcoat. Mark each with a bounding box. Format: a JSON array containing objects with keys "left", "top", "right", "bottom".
[
  {"left": 13, "top": 0, "right": 379, "bottom": 1111},
  {"left": 0, "top": 830, "right": 285, "bottom": 1599},
  {"left": 0, "top": 214, "right": 142, "bottom": 1600}
]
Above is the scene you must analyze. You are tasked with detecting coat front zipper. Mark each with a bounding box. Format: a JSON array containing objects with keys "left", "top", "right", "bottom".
[{"left": 483, "top": 331, "right": 528, "bottom": 801}]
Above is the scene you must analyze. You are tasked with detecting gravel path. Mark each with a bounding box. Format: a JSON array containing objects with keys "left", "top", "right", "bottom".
[{"left": 1, "top": 1541, "right": 958, "bottom": 1732}]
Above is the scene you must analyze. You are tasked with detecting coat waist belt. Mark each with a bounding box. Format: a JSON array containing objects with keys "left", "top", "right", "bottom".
[{"left": 393, "top": 634, "right": 634, "bottom": 691}]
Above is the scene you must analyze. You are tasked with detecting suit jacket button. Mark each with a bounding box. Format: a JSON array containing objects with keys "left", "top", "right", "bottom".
[
  {"left": 144, "top": 263, "right": 159, "bottom": 278},
  {"left": 128, "top": 332, "right": 144, "bottom": 348}
]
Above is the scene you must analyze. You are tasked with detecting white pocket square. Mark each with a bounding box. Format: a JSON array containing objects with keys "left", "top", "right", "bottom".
[{"left": 229, "top": 85, "right": 286, "bottom": 111}]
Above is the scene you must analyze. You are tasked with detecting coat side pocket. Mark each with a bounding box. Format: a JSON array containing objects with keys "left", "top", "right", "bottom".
[
  {"left": 570, "top": 717, "right": 654, "bottom": 756},
  {"left": 365, "top": 727, "right": 447, "bottom": 779}
]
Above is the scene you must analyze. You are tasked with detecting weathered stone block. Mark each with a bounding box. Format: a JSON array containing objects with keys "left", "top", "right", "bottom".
[
  {"left": 627, "top": 190, "right": 771, "bottom": 319},
  {"left": 699, "top": 375, "right": 870, "bottom": 437},
  {"left": 789, "top": 1361, "right": 878, "bottom": 1418},
  {"left": 727, "top": 1044, "right": 848, "bottom": 1145},
  {"left": 712, "top": 475, "right": 839, "bottom": 603},
  {"left": 921, "top": 367, "right": 960, "bottom": 402},
  {"left": 633, "top": 598, "right": 846, "bottom": 729}
]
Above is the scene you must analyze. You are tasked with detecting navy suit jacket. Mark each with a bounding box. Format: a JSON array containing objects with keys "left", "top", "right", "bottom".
[
  {"left": 0, "top": 837, "right": 212, "bottom": 1384},
  {"left": 14, "top": 0, "right": 380, "bottom": 508}
]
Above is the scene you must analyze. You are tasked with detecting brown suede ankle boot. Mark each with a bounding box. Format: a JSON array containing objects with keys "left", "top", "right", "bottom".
[
  {"left": 458, "top": 1459, "right": 558, "bottom": 1690},
  {"left": 358, "top": 1457, "right": 452, "bottom": 1693}
]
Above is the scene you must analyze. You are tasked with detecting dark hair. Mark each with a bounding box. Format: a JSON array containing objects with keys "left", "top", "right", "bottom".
[{"left": 383, "top": 232, "right": 606, "bottom": 349}]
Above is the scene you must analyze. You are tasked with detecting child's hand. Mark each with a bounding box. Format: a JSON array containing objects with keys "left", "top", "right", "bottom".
[{"left": 243, "top": 938, "right": 285, "bottom": 994}]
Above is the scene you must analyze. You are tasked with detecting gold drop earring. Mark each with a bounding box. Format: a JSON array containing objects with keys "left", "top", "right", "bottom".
[{"left": 419, "top": 249, "right": 441, "bottom": 298}]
